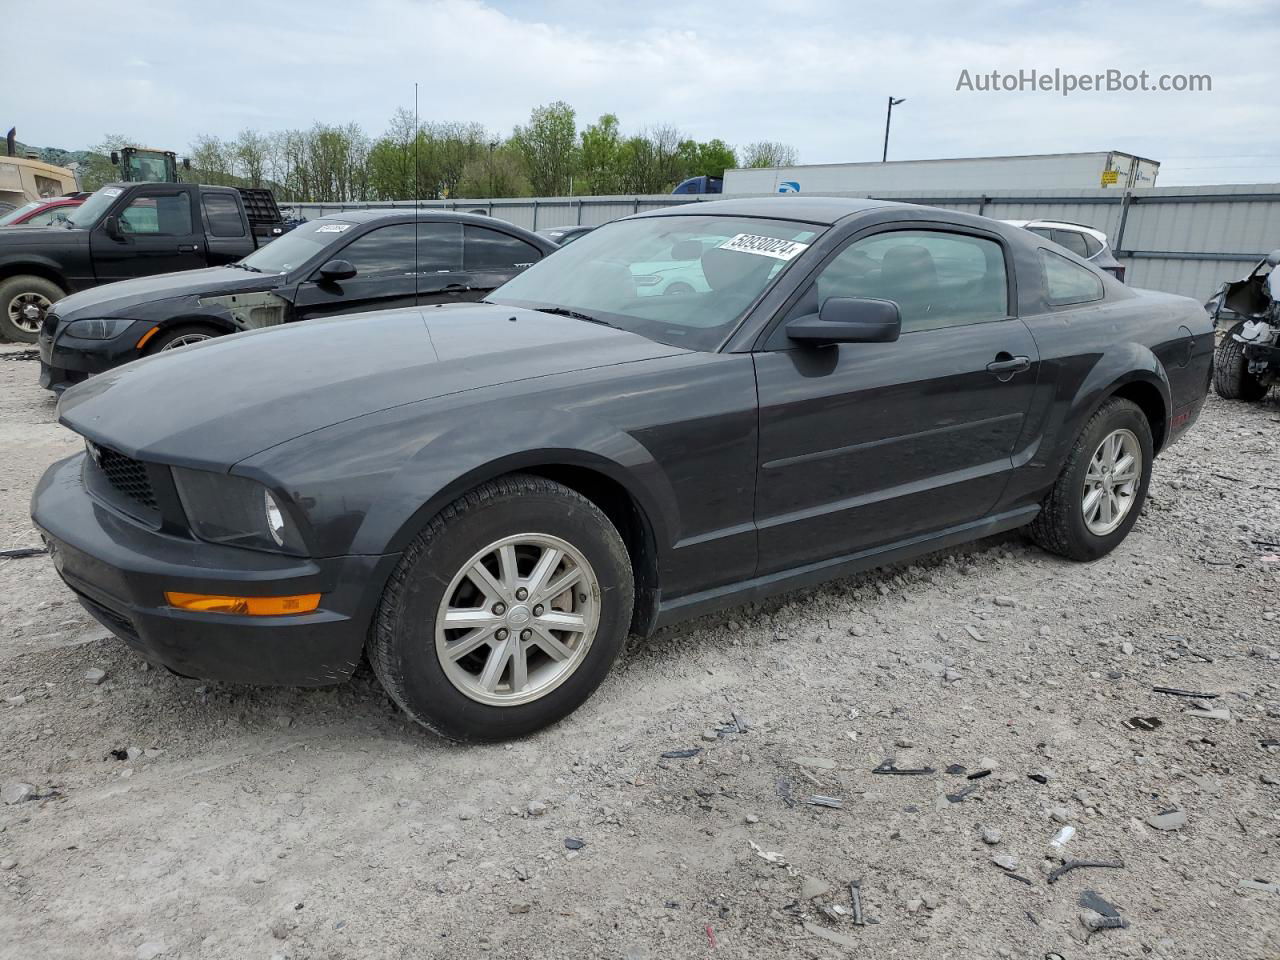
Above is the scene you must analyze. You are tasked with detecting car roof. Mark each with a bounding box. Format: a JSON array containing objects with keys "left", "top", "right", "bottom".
[
  {"left": 633, "top": 195, "right": 900, "bottom": 225},
  {"left": 320, "top": 208, "right": 521, "bottom": 227}
]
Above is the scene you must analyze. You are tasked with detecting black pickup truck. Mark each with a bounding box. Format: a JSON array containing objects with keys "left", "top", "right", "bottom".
[{"left": 0, "top": 182, "right": 284, "bottom": 342}]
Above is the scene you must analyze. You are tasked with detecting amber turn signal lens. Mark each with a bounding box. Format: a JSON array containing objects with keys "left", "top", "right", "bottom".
[
  {"left": 164, "top": 592, "right": 321, "bottom": 616},
  {"left": 135, "top": 326, "right": 161, "bottom": 350}
]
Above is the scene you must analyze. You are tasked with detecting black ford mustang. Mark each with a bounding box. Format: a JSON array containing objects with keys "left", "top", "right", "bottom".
[{"left": 31, "top": 197, "right": 1213, "bottom": 741}]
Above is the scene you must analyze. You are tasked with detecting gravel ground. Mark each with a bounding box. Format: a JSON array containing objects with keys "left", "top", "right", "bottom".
[{"left": 0, "top": 340, "right": 1277, "bottom": 960}]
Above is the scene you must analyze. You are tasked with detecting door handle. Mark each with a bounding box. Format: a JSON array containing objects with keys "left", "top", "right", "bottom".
[
  {"left": 986, "top": 354, "right": 1031, "bottom": 381},
  {"left": 177, "top": 243, "right": 200, "bottom": 253}
]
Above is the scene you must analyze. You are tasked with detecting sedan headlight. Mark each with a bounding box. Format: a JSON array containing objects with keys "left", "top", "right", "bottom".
[
  {"left": 171, "top": 467, "right": 307, "bottom": 555},
  {"left": 64, "top": 317, "right": 138, "bottom": 340}
]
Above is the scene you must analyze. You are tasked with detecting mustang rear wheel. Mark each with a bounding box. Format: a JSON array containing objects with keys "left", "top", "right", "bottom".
[
  {"left": 369, "top": 474, "right": 633, "bottom": 741},
  {"left": 1029, "top": 397, "right": 1153, "bottom": 561}
]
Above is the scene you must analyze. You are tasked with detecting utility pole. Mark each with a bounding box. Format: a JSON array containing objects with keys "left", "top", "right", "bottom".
[{"left": 882, "top": 96, "right": 906, "bottom": 162}]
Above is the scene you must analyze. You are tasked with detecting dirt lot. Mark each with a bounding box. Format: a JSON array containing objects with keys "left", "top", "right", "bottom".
[{"left": 0, "top": 340, "right": 1277, "bottom": 960}]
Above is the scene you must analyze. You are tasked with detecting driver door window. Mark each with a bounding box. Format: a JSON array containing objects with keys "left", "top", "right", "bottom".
[
  {"left": 810, "top": 229, "right": 1009, "bottom": 333},
  {"left": 118, "top": 193, "right": 193, "bottom": 236},
  {"left": 327, "top": 224, "right": 418, "bottom": 278}
]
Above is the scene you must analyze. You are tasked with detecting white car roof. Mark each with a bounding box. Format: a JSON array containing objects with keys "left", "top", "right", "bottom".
[{"left": 1000, "top": 219, "right": 1109, "bottom": 245}]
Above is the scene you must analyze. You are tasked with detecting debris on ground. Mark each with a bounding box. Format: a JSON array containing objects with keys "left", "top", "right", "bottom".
[
  {"left": 563, "top": 837, "right": 586, "bottom": 850},
  {"left": 1152, "top": 686, "right": 1219, "bottom": 699},
  {"left": 872, "top": 760, "right": 936, "bottom": 776},
  {"left": 1047, "top": 859, "right": 1126, "bottom": 884},
  {"left": 804, "top": 795, "right": 843, "bottom": 809},
  {"left": 1146, "top": 809, "right": 1189, "bottom": 831},
  {"left": 1122, "top": 716, "right": 1163, "bottom": 731},
  {"left": 660, "top": 748, "right": 702, "bottom": 760},
  {"left": 0, "top": 546, "right": 46, "bottom": 559},
  {"left": 83, "top": 668, "right": 106, "bottom": 684}
]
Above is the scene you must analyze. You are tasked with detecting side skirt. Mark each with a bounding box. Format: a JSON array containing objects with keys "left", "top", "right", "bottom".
[{"left": 650, "top": 505, "right": 1041, "bottom": 632}]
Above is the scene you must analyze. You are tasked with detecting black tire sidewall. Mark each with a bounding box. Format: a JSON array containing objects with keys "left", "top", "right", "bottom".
[
  {"left": 1214, "top": 323, "right": 1269, "bottom": 401},
  {"left": 381, "top": 488, "right": 632, "bottom": 741},
  {"left": 1059, "top": 402, "right": 1154, "bottom": 561},
  {"left": 0, "top": 275, "right": 63, "bottom": 344}
]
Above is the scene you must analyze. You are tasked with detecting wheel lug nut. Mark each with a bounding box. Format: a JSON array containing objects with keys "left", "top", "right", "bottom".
[
  {"left": 492, "top": 602, "right": 506, "bottom": 615},
  {"left": 515, "top": 587, "right": 528, "bottom": 601},
  {"left": 520, "top": 629, "right": 532, "bottom": 641},
  {"left": 532, "top": 604, "right": 544, "bottom": 616},
  {"left": 496, "top": 628, "right": 509, "bottom": 640}
]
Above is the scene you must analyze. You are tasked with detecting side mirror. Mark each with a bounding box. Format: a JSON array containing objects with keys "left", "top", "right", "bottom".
[
  {"left": 786, "top": 297, "right": 901, "bottom": 346},
  {"left": 102, "top": 215, "right": 124, "bottom": 241},
  {"left": 1266, "top": 249, "right": 1280, "bottom": 267},
  {"left": 318, "top": 259, "right": 357, "bottom": 282},
  {"left": 182, "top": 158, "right": 191, "bottom": 170},
  {"left": 110, "top": 151, "right": 119, "bottom": 166}
]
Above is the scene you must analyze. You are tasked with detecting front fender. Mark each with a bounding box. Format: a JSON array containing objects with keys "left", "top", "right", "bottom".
[
  {"left": 239, "top": 395, "right": 680, "bottom": 562},
  {"left": 0, "top": 254, "right": 70, "bottom": 289}
]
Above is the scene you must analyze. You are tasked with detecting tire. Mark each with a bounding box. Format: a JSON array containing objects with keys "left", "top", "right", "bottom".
[
  {"left": 1213, "top": 323, "right": 1270, "bottom": 401},
  {"left": 146, "top": 324, "right": 222, "bottom": 354},
  {"left": 1029, "top": 397, "right": 1154, "bottom": 562},
  {"left": 369, "top": 474, "right": 634, "bottom": 742},
  {"left": 0, "top": 275, "right": 66, "bottom": 344}
]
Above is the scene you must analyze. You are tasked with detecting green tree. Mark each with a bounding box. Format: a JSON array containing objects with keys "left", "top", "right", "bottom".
[
  {"left": 511, "top": 101, "right": 577, "bottom": 196},
  {"left": 233, "top": 129, "right": 270, "bottom": 187},
  {"left": 81, "top": 134, "right": 136, "bottom": 191},
  {"left": 676, "top": 138, "right": 736, "bottom": 180},
  {"left": 577, "top": 114, "right": 622, "bottom": 194},
  {"left": 456, "top": 144, "right": 531, "bottom": 198}
]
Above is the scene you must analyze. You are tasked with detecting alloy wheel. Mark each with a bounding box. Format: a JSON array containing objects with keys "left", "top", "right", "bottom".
[
  {"left": 7, "top": 292, "right": 51, "bottom": 335},
  {"left": 434, "top": 533, "right": 600, "bottom": 707},
  {"left": 159, "top": 332, "right": 214, "bottom": 351},
  {"left": 1081, "top": 428, "right": 1141, "bottom": 536}
]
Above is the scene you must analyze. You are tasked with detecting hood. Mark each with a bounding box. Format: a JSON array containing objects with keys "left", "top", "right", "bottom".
[
  {"left": 57, "top": 302, "right": 686, "bottom": 468},
  {"left": 0, "top": 225, "right": 83, "bottom": 245},
  {"left": 54, "top": 267, "right": 278, "bottom": 321}
]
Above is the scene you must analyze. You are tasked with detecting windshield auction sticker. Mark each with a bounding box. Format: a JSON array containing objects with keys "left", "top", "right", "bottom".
[
  {"left": 315, "top": 224, "right": 351, "bottom": 233},
  {"left": 718, "top": 234, "right": 809, "bottom": 261}
]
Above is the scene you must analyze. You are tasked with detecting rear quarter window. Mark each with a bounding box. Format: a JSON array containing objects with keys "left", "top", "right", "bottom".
[{"left": 1039, "top": 248, "right": 1104, "bottom": 305}]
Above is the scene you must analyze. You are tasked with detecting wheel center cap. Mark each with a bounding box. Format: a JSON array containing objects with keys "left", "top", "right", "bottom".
[
  {"left": 22, "top": 304, "right": 41, "bottom": 321},
  {"left": 507, "top": 605, "right": 531, "bottom": 627}
]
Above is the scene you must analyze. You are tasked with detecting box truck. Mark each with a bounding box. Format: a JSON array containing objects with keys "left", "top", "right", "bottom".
[{"left": 722, "top": 151, "right": 1159, "bottom": 195}]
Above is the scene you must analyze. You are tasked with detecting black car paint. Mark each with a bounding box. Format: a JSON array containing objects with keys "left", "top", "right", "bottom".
[
  {"left": 37, "top": 211, "right": 557, "bottom": 391},
  {"left": 31, "top": 197, "right": 1213, "bottom": 688}
]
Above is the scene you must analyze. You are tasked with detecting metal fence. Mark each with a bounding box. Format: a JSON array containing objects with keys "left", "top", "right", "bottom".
[{"left": 281, "top": 184, "right": 1280, "bottom": 300}]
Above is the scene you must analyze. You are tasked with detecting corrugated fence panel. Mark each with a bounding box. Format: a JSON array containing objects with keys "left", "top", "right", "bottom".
[{"left": 279, "top": 185, "right": 1280, "bottom": 301}]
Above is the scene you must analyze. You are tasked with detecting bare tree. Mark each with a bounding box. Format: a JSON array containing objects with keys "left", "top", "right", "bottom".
[{"left": 741, "top": 140, "right": 798, "bottom": 168}]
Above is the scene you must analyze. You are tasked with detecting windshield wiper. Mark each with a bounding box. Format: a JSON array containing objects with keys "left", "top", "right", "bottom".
[
  {"left": 532, "top": 306, "right": 616, "bottom": 328},
  {"left": 227, "top": 262, "right": 262, "bottom": 272}
]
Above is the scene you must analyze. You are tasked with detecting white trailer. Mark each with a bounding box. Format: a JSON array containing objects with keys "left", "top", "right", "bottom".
[{"left": 722, "top": 152, "right": 1160, "bottom": 195}]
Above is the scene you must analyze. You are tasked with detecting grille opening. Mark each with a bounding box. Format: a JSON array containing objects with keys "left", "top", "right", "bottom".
[{"left": 92, "top": 444, "right": 158, "bottom": 511}]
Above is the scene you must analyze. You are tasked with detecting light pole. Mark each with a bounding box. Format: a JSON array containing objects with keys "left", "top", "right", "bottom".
[{"left": 882, "top": 96, "right": 906, "bottom": 162}]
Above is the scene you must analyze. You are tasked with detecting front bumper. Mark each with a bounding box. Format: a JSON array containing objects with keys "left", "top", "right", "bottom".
[
  {"left": 31, "top": 454, "right": 401, "bottom": 686},
  {"left": 38, "top": 320, "right": 150, "bottom": 393}
]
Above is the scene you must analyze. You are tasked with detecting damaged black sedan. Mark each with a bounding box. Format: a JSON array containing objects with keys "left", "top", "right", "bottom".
[
  {"left": 38, "top": 210, "right": 554, "bottom": 392},
  {"left": 32, "top": 197, "right": 1213, "bottom": 742}
]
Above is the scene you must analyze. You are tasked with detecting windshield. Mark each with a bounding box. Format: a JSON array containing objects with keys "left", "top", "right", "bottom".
[
  {"left": 491, "top": 215, "right": 822, "bottom": 350},
  {"left": 239, "top": 219, "right": 354, "bottom": 274},
  {"left": 0, "top": 201, "right": 43, "bottom": 226},
  {"left": 66, "top": 187, "right": 125, "bottom": 228}
]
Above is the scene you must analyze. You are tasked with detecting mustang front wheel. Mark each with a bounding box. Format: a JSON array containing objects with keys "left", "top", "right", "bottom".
[{"left": 369, "top": 474, "right": 633, "bottom": 741}]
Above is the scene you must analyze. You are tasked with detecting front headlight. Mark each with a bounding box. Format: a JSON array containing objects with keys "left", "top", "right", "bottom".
[
  {"left": 64, "top": 317, "right": 137, "bottom": 340},
  {"left": 171, "top": 467, "right": 307, "bottom": 555}
]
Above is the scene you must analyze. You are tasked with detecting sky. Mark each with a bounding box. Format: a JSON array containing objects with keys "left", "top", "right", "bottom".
[{"left": 3, "top": 0, "right": 1278, "bottom": 186}]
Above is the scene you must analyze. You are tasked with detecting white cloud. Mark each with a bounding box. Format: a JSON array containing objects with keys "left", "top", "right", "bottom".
[{"left": 2, "top": 0, "right": 1277, "bottom": 185}]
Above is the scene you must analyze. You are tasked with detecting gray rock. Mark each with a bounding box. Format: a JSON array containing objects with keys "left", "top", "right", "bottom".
[
  {"left": 525, "top": 800, "right": 548, "bottom": 817},
  {"left": 1, "top": 783, "right": 35, "bottom": 805},
  {"left": 0, "top": 857, "right": 16, "bottom": 870},
  {"left": 126, "top": 747, "right": 143, "bottom": 762},
  {"left": 4, "top": 695, "right": 25, "bottom": 706},
  {"left": 943, "top": 668, "right": 962, "bottom": 682},
  {"left": 994, "top": 596, "right": 1017, "bottom": 608},
  {"left": 801, "top": 876, "right": 830, "bottom": 900},
  {"left": 701, "top": 729, "right": 719, "bottom": 742},
  {"left": 135, "top": 943, "right": 167, "bottom": 960},
  {"left": 849, "top": 625, "right": 868, "bottom": 637},
  {"left": 992, "top": 853, "right": 1019, "bottom": 871},
  {"left": 981, "top": 827, "right": 1003, "bottom": 845},
  {"left": 84, "top": 667, "right": 106, "bottom": 685},
  {"left": 1049, "top": 806, "right": 1071, "bottom": 824},
  {"left": 1146, "top": 809, "right": 1187, "bottom": 831},
  {"left": 1120, "top": 642, "right": 1135, "bottom": 655},
  {"left": 508, "top": 902, "right": 532, "bottom": 914}
]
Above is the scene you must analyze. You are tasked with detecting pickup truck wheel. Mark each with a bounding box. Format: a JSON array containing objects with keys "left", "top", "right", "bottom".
[
  {"left": 1213, "top": 322, "right": 1270, "bottom": 401},
  {"left": 369, "top": 474, "right": 634, "bottom": 742},
  {"left": 147, "top": 324, "right": 222, "bottom": 354},
  {"left": 0, "top": 275, "right": 65, "bottom": 343},
  {"left": 1029, "top": 397, "right": 1153, "bottom": 562}
]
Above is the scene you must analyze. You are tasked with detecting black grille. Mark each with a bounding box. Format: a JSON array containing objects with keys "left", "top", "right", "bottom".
[
  {"left": 94, "top": 445, "right": 158, "bottom": 511},
  {"left": 70, "top": 587, "right": 139, "bottom": 641}
]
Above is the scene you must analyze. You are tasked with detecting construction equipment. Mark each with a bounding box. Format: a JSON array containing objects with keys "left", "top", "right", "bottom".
[{"left": 110, "top": 146, "right": 190, "bottom": 183}]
